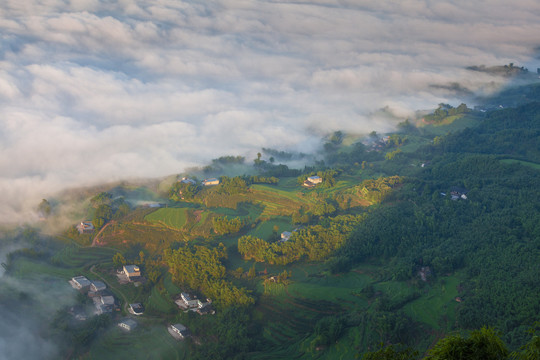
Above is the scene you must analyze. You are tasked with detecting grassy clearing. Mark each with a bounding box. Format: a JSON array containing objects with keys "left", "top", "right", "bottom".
[
  {"left": 286, "top": 270, "right": 372, "bottom": 308},
  {"left": 89, "top": 324, "right": 187, "bottom": 360},
  {"left": 419, "top": 114, "right": 482, "bottom": 136},
  {"left": 248, "top": 217, "right": 292, "bottom": 240},
  {"left": 145, "top": 208, "right": 188, "bottom": 229},
  {"left": 403, "top": 275, "right": 461, "bottom": 330},
  {"left": 500, "top": 158, "right": 540, "bottom": 170}
]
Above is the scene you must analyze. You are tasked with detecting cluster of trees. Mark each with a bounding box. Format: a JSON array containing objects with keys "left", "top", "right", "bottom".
[
  {"left": 37, "top": 199, "right": 52, "bottom": 217},
  {"left": 216, "top": 176, "right": 249, "bottom": 195},
  {"left": 163, "top": 244, "right": 254, "bottom": 308},
  {"left": 358, "top": 175, "right": 403, "bottom": 203},
  {"left": 202, "top": 155, "right": 246, "bottom": 174},
  {"left": 424, "top": 103, "right": 470, "bottom": 123},
  {"left": 90, "top": 192, "right": 130, "bottom": 229},
  {"left": 245, "top": 175, "right": 279, "bottom": 184},
  {"left": 385, "top": 148, "right": 403, "bottom": 160},
  {"left": 212, "top": 216, "right": 245, "bottom": 235},
  {"left": 262, "top": 147, "right": 309, "bottom": 161},
  {"left": 386, "top": 134, "right": 408, "bottom": 147},
  {"left": 238, "top": 214, "right": 365, "bottom": 265},
  {"left": 169, "top": 181, "right": 200, "bottom": 201}
]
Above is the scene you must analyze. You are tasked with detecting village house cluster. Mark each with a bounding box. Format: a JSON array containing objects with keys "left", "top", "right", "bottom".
[
  {"left": 174, "top": 292, "right": 215, "bottom": 315},
  {"left": 69, "top": 275, "right": 118, "bottom": 315},
  {"left": 68, "top": 266, "right": 200, "bottom": 339}
]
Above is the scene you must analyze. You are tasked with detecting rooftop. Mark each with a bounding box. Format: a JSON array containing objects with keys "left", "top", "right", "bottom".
[
  {"left": 119, "top": 318, "right": 137, "bottom": 328},
  {"left": 124, "top": 265, "right": 140, "bottom": 273}
]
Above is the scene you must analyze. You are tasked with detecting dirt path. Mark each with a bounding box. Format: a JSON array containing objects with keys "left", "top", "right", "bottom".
[{"left": 92, "top": 220, "right": 116, "bottom": 246}]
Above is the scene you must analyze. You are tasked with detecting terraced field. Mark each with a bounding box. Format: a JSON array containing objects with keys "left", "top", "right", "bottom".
[{"left": 51, "top": 246, "right": 117, "bottom": 268}]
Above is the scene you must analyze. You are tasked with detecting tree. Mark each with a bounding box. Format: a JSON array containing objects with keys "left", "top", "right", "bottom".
[
  {"left": 90, "top": 192, "right": 112, "bottom": 208},
  {"left": 362, "top": 344, "right": 418, "bottom": 360},
  {"left": 139, "top": 251, "right": 145, "bottom": 265},
  {"left": 37, "top": 199, "right": 52, "bottom": 217},
  {"left": 425, "top": 327, "right": 508, "bottom": 360},
  {"left": 112, "top": 252, "right": 126, "bottom": 267},
  {"left": 248, "top": 264, "right": 257, "bottom": 279}
]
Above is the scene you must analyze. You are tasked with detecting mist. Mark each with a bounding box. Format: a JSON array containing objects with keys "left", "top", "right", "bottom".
[{"left": 2, "top": 0, "right": 540, "bottom": 222}]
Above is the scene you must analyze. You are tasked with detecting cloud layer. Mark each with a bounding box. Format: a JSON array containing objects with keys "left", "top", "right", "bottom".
[{"left": 1, "top": 0, "right": 540, "bottom": 222}]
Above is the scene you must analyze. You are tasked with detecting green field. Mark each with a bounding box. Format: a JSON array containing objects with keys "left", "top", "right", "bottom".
[
  {"left": 88, "top": 324, "right": 188, "bottom": 360},
  {"left": 248, "top": 217, "right": 292, "bottom": 240},
  {"left": 145, "top": 208, "right": 188, "bottom": 229}
]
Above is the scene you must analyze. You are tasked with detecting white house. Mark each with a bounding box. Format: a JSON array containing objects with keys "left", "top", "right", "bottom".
[
  {"left": 202, "top": 178, "right": 220, "bottom": 186},
  {"left": 181, "top": 292, "right": 199, "bottom": 308},
  {"left": 69, "top": 276, "right": 91, "bottom": 290},
  {"left": 169, "top": 323, "right": 190, "bottom": 339},
  {"left": 307, "top": 176, "right": 322, "bottom": 184},
  {"left": 90, "top": 280, "right": 106, "bottom": 292},
  {"left": 123, "top": 265, "right": 141, "bottom": 280},
  {"left": 118, "top": 318, "right": 137, "bottom": 331}
]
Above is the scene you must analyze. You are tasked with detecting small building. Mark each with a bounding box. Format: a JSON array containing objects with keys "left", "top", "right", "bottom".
[
  {"left": 169, "top": 323, "right": 190, "bottom": 339},
  {"left": 180, "top": 177, "right": 197, "bottom": 185},
  {"left": 123, "top": 265, "right": 141, "bottom": 280},
  {"left": 90, "top": 280, "right": 106, "bottom": 293},
  {"left": 197, "top": 304, "right": 216, "bottom": 316},
  {"left": 69, "top": 276, "right": 92, "bottom": 291},
  {"left": 76, "top": 221, "right": 95, "bottom": 234},
  {"left": 303, "top": 176, "right": 322, "bottom": 188},
  {"left": 181, "top": 292, "right": 199, "bottom": 308},
  {"left": 202, "top": 178, "right": 220, "bottom": 186},
  {"left": 118, "top": 318, "right": 137, "bottom": 331},
  {"left": 129, "top": 303, "right": 144, "bottom": 316},
  {"left": 281, "top": 231, "right": 292, "bottom": 242}
]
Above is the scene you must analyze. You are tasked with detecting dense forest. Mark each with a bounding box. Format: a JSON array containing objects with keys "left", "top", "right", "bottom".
[{"left": 327, "top": 102, "right": 540, "bottom": 349}]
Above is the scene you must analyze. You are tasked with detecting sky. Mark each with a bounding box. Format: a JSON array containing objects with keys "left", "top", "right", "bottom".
[{"left": 1, "top": 0, "right": 540, "bottom": 223}]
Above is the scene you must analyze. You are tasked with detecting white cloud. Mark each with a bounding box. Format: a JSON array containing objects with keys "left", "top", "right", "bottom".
[{"left": 1, "top": 0, "right": 540, "bottom": 222}]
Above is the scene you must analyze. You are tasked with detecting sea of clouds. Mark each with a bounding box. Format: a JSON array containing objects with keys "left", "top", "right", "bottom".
[{"left": 1, "top": 0, "right": 540, "bottom": 223}]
